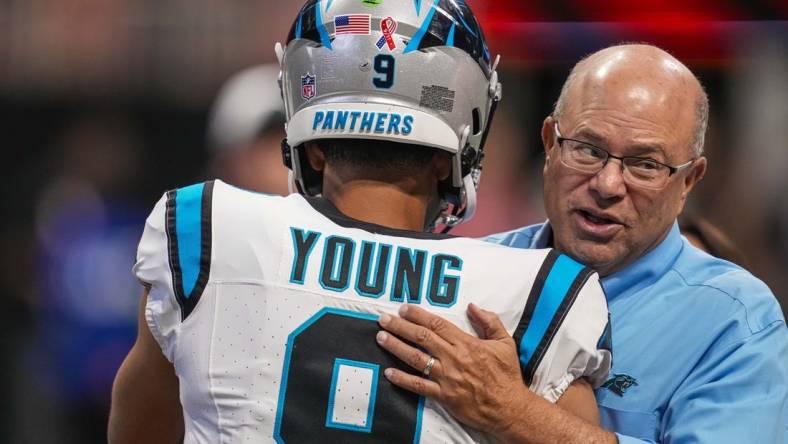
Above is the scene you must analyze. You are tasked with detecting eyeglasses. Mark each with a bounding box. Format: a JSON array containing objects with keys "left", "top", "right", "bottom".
[{"left": 554, "top": 122, "right": 696, "bottom": 190}]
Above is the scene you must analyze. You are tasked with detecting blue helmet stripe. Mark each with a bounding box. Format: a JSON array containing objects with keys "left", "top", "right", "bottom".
[
  {"left": 326, "top": 0, "right": 333, "bottom": 11},
  {"left": 315, "top": 0, "right": 332, "bottom": 50},
  {"left": 455, "top": 9, "right": 478, "bottom": 38},
  {"left": 446, "top": 22, "right": 456, "bottom": 47},
  {"left": 414, "top": 0, "right": 422, "bottom": 16},
  {"left": 295, "top": 12, "right": 303, "bottom": 39},
  {"left": 403, "top": 0, "right": 439, "bottom": 54}
]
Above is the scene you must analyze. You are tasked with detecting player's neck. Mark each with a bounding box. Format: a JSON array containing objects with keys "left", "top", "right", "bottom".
[{"left": 322, "top": 178, "right": 436, "bottom": 232}]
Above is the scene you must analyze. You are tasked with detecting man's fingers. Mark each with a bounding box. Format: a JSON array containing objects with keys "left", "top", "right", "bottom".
[
  {"left": 398, "top": 304, "right": 466, "bottom": 344},
  {"left": 378, "top": 311, "right": 451, "bottom": 356},
  {"left": 467, "top": 303, "right": 510, "bottom": 340},
  {"left": 376, "top": 331, "right": 443, "bottom": 378},
  {"left": 383, "top": 368, "right": 441, "bottom": 398}
]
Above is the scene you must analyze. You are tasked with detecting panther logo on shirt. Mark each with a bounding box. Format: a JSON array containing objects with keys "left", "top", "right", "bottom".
[{"left": 603, "top": 374, "right": 638, "bottom": 396}]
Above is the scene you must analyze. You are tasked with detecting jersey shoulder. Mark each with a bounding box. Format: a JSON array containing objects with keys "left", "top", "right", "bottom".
[
  {"left": 134, "top": 180, "right": 295, "bottom": 317},
  {"left": 134, "top": 180, "right": 219, "bottom": 322}
]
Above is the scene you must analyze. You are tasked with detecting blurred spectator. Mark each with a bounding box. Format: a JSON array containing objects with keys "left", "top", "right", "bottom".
[
  {"left": 679, "top": 212, "right": 749, "bottom": 268},
  {"left": 16, "top": 115, "right": 146, "bottom": 443},
  {"left": 207, "top": 64, "right": 289, "bottom": 195}
]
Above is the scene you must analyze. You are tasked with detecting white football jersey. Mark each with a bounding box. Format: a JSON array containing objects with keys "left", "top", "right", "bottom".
[{"left": 134, "top": 180, "right": 611, "bottom": 444}]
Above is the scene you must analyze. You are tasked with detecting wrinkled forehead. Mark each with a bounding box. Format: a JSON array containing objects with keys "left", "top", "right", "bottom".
[{"left": 563, "top": 65, "right": 699, "bottom": 155}]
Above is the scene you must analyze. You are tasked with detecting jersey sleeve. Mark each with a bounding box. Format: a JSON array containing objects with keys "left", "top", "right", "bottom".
[
  {"left": 134, "top": 181, "right": 215, "bottom": 362},
  {"left": 132, "top": 193, "right": 182, "bottom": 362},
  {"left": 514, "top": 251, "right": 612, "bottom": 403}
]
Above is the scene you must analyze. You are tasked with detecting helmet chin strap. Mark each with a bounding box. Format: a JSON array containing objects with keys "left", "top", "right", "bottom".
[
  {"left": 461, "top": 173, "right": 478, "bottom": 222},
  {"left": 436, "top": 172, "right": 478, "bottom": 234},
  {"left": 435, "top": 125, "right": 475, "bottom": 234}
]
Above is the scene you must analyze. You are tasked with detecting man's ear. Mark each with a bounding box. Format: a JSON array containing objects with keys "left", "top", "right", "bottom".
[
  {"left": 305, "top": 142, "right": 326, "bottom": 172},
  {"left": 681, "top": 156, "right": 707, "bottom": 200},
  {"left": 434, "top": 152, "right": 452, "bottom": 181},
  {"left": 541, "top": 116, "right": 557, "bottom": 169}
]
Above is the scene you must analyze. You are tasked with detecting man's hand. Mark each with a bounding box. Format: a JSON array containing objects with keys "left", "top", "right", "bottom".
[
  {"left": 376, "top": 303, "right": 529, "bottom": 433},
  {"left": 377, "top": 304, "right": 615, "bottom": 444}
]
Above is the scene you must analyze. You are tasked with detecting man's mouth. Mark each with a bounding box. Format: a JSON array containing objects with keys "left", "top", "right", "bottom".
[
  {"left": 573, "top": 209, "right": 625, "bottom": 238},
  {"left": 579, "top": 210, "right": 617, "bottom": 225}
]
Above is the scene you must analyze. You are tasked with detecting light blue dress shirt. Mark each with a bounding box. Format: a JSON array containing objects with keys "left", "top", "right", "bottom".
[{"left": 485, "top": 221, "right": 788, "bottom": 443}]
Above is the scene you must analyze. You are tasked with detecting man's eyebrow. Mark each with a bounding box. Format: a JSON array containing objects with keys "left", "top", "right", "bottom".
[
  {"left": 627, "top": 143, "right": 668, "bottom": 160},
  {"left": 572, "top": 129, "right": 668, "bottom": 159},
  {"left": 572, "top": 129, "right": 608, "bottom": 147}
]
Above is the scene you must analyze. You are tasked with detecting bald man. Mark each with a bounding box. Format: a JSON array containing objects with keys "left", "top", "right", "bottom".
[{"left": 376, "top": 44, "right": 788, "bottom": 443}]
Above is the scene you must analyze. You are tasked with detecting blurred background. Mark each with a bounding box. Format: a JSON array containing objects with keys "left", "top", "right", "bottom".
[{"left": 1, "top": 0, "right": 785, "bottom": 442}]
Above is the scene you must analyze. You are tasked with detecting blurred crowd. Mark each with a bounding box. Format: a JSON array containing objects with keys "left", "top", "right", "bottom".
[{"left": 0, "top": 1, "right": 785, "bottom": 442}]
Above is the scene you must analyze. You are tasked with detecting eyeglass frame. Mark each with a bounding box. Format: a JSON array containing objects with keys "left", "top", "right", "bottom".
[{"left": 553, "top": 121, "right": 696, "bottom": 189}]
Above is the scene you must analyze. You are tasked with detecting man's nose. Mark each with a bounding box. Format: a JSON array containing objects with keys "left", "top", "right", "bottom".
[{"left": 589, "top": 159, "right": 627, "bottom": 200}]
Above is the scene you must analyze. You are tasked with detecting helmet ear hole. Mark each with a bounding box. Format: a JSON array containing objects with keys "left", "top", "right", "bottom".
[{"left": 472, "top": 108, "right": 481, "bottom": 135}]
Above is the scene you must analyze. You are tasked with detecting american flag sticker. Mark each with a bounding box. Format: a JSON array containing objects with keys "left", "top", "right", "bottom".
[{"left": 334, "top": 14, "right": 371, "bottom": 35}]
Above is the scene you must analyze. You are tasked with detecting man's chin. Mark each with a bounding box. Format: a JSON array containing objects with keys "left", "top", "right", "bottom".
[{"left": 561, "top": 239, "right": 623, "bottom": 273}]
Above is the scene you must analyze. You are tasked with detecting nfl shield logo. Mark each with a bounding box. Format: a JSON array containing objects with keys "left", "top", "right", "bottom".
[{"left": 301, "top": 74, "right": 316, "bottom": 101}]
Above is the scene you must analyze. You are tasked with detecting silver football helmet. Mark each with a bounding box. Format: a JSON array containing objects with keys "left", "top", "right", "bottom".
[{"left": 277, "top": 0, "right": 502, "bottom": 230}]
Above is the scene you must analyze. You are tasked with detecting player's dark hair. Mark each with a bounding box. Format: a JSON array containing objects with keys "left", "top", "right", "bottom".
[{"left": 316, "top": 139, "right": 441, "bottom": 172}]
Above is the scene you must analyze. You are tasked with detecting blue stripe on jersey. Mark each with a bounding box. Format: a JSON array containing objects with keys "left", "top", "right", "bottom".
[
  {"left": 175, "top": 182, "right": 204, "bottom": 298},
  {"left": 518, "top": 254, "right": 585, "bottom": 366},
  {"left": 413, "top": 395, "right": 425, "bottom": 444},
  {"left": 403, "top": 0, "right": 440, "bottom": 54}
]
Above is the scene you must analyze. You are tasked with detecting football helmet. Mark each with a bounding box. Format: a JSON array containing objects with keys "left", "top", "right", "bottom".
[{"left": 277, "top": 0, "right": 502, "bottom": 230}]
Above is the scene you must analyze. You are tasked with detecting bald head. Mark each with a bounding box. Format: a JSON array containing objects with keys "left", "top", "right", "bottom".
[{"left": 554, "top": 44, "right": 708, "bottom": 156}]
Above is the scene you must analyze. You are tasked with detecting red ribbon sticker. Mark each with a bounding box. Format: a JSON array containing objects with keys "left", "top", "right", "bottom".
[{"left": 379, "top": 16, "right": 398, "bottom": 51}]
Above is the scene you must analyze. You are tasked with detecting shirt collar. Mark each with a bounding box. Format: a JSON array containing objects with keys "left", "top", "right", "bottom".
[
  {"left": 531, "top": 221, "right": 554, "bottom": 248},
  {"left": 536, "top": 220, "right": 683, "bottom": 300}
]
